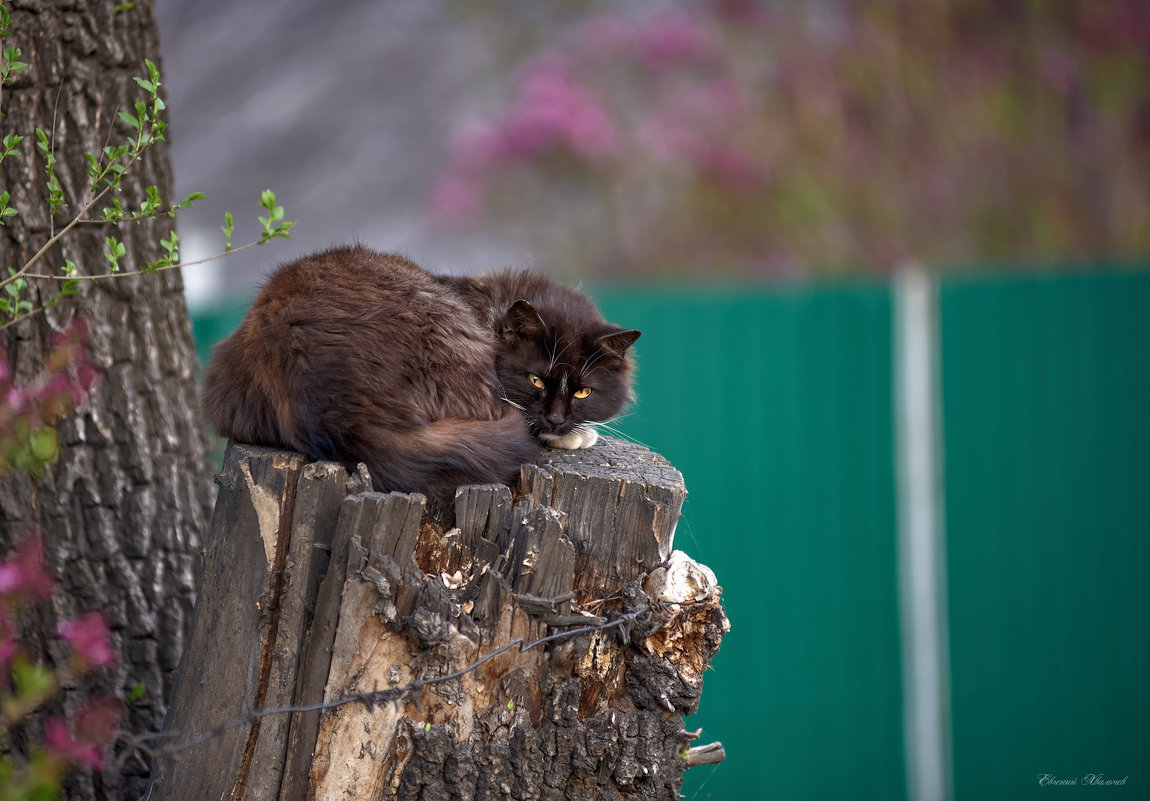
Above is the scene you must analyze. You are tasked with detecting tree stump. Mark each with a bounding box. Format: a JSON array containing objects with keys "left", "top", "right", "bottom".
[{"left": 149, "top": 438, "right": 728, "bottom": 801}]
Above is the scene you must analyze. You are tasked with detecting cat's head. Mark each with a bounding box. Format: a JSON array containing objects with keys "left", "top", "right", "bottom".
[{"left": 496, "top": 299, "right": 640, "bottom": 445}]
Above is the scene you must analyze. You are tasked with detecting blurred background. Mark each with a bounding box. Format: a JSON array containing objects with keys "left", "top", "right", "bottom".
[{"left": 157, "top": 2, "right": 1149, "bottom": 799}]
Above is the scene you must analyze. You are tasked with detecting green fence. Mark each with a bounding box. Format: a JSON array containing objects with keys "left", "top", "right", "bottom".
[
  {"left": 191, "top": 269, "right": 1148, "bottom": 801},
  {"left": 939, "top": 274, "right": 1149, "bottom": 800}
]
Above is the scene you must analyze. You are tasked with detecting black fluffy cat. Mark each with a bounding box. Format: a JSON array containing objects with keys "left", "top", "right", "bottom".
[{"left": 202, "top": 245, "right": 640, "bottom": 494}]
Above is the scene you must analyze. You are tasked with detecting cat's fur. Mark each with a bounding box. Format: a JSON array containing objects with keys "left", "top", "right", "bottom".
[{"left": 202, "top": 245, "right": 639, "bottom": 494}]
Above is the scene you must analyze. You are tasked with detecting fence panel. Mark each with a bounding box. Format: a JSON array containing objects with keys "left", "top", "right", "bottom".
[
  {"left": 939, "top": 272, "right": 1150, "bottom": 800},
  {"left": 596, "top": 286, "right": 905, "bottom": 801}
]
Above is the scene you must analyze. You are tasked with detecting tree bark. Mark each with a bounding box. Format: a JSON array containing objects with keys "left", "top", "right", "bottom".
[
  {"left": 151, "top": 439, "right": 728, "bottom": 801},
  {"left": 0, "top": 2, "right": 211, "bottom": 798}
]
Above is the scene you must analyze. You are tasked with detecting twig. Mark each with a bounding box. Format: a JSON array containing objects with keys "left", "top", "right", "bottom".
[
  {"left": 24, "top": 238, "right": 265, "bottom": 281},
  {"left": 0, "top": 238, "right": 270, "bottom": 330}
]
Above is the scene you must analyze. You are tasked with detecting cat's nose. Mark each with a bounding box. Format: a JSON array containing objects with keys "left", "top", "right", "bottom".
[{"left": 544, "top": 408, "right": 566, "bottom": 426}]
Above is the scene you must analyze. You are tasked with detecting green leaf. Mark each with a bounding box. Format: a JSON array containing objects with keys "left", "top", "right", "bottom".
[
  {"left": 2, "top": 46, "right": 27, "bottom": 77},
  {"left": 114, "top": 2, "right": 137, "bottom": 14},
  {"left": 105, "top": 235, "right": 125, "bottom": 271},
  {"left": 139, "top": 184, "right": 161, "bottom": 217},
  {"left": 30, "top": 426, "right": 58, "bottom": 462},
  {"left": 102, "top": 198, "right": 124, "bottom": 222},
  {"left": 118, "top": 110, "right": 140, "bottom": 130},
  {"left": 1, "top": 132, "right": 22, "bottom": 159},
  {"left": 0, "top": 190, "right": 15, "bottom": 224},
  {"left": 126, "top": 681, "right": 147, "bottom": 705},
  {"left": 133, "top": 77, "right": 156, "bottom": 94},
  {"left": 11, "top": 655, "right": 57, "bottom": 706},
  {"left": 159, "top": 231, "right": 179, "bottom": 265},
  {"left": 221, "top": 211, "right": 234, "bottom": 250}
]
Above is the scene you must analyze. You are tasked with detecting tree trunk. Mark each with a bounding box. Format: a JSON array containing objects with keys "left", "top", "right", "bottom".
[
  {"left": 151, "top": 439, "right": 728, "bottom": 801},
  {"left": 0, "top": 2, "right": 211, "bottom": 799}
]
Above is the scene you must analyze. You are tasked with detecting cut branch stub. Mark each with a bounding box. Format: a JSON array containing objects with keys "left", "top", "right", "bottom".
[{"left": 151, "top": 437, "right": 724, "bottom": 801}]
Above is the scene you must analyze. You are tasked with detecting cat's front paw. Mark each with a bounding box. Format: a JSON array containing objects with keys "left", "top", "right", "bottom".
[{"left": 539, "top": 426, "right": 599, "bottom": 450}]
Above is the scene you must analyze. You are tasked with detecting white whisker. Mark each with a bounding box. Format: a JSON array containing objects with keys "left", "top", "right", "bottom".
[
  {"left": 501, "top": 397, "right": 526, "bottom": 411},
  {"left": 549, "top": 337, "right": 576, "bottom": 373},
  {"left": 588, "top": 420, "right": 651, "bottom": 450},
  {"left": 580, "top": 349, "right": 608, "bottom": 378}
]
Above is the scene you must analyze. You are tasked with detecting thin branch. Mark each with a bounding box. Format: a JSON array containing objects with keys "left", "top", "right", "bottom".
[
  {"left": 47, "top": 79, "right": 66, "bottom": 238},
  {"left": 0, "top": 137, "right": 152, "bottom": 292},
  {"left": 25, "top": 238, "right": 265, "bottom": 281},
  {"left": 0, "top": 184, "right": 111, "bottom": 290},
  {"left": 0, "top": 238, "right": 269, "bottom": 330}
]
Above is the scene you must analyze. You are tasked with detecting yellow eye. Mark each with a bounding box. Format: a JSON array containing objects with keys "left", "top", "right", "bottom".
[
  {"left": 529, "top": 373, "right": 545, "bottom": 389},
  {"left": 573, "top": 387, "right": 592, "bottom": 399}
]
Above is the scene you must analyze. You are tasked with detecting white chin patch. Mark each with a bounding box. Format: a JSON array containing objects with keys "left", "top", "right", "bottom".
[{"left": 539, "top": 427, "right": 599, "bottom": 450}]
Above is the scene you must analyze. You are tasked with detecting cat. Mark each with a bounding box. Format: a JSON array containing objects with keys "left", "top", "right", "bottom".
[{"left": 201, "top": 245, "right": 640, "bottom": 495}]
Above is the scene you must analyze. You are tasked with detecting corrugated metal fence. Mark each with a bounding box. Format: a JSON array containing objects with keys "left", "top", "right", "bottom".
[{"left": 192, "top": 270, "right": 1149, "bottom": 801}]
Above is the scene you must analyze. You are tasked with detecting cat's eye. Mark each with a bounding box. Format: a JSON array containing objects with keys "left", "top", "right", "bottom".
[
  {"left": 573, "top": 387, "right": 592, "bottom": 399},
  {"left": 529, "top": 373, "right": 545, "bottom": 389}
]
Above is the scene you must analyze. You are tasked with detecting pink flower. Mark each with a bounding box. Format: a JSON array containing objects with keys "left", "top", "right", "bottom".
[
  {"left": 76, "top": 697, "right": 122, "bottom": 750},
  {"left": 76, "top": 361, "right": 99, "bottom": 393},
  {"left": 5, "top": 384, "right": 25, "bottom": 413},
  {"left": 44, "top": 698, "right": 121, "bottom": 771},
  {"left": 57, "top": 610, "right": 115, "bottom": 670},
  {"left": 633, "top": 9, "right": 717, "bottom": 72},
  {"left": 498, "top": 62, "right": 618, "bottom": 161},
  {"left": 45, "top": 718, "right": 104, "bottom": 769},
  {"left": 0, "top": 534, "right": 54, "bottom": 601}
]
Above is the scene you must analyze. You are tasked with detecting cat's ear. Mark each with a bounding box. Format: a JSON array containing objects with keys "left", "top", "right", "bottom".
[
  {"left": 502, "top": 300, "right": 546, "bottom": 340},
  {"left": 596, "top": 328, "right": 641, "bottom": 356}
]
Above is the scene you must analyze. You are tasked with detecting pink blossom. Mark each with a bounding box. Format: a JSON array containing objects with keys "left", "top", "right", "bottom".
[
  {"left": 5, "top": 385, "right": 24, "bottom": 412},
  {"left": 76, "top": 362, "right": 99, "bottom": 393},
  {"left": 51, "top": 317, "right": 83, "bottom": 347},
  {"left": 41, "top": 373, "right": 74, "bottom": 402},
  {"left": 499, "top": 62, "right": 617, "bottom": 161},
  {"left": 43, "top": 698, "right": 121, "bottom": 772},
  {"left": 633, "top": 9, "right": 717, "bottom": 72},
  {"left": 58, "top": 610, "right": 115, "bottom": 670},
  {"left": 75, "top": 697, "right": 122, "bottom": 752},
  {"left": 45, "top": 718, "right": 105, "bottom": 769},
  {"left": 0, "top": 534, "right": 54, "bottom": 601}
]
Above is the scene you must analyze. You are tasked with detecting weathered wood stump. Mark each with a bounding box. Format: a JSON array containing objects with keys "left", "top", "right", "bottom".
[{"left": 149, "top": 438, "right": 727, "bottom": 801}]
